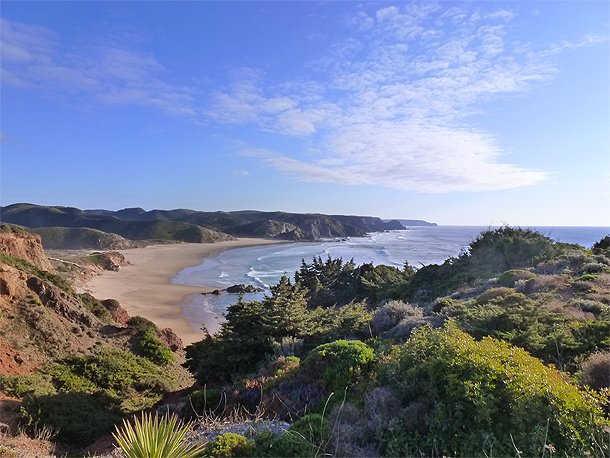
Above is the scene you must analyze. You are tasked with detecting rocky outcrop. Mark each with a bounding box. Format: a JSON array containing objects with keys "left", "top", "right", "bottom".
[
  {"left": 226, "top": 284, "right": 265, "bottom": 294},
  {"left": 90, "top": 251, "right": 129, "bottom": 271},
  {"left": 159, "top": 328, "right": 184, "bottom": 352}
]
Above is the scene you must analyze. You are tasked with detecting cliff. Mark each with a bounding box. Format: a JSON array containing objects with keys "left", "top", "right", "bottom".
[
  {"left": 0, "top": 228, "right": 133, "bottom": 373},
  {"left": 0, "top": 224, "right": 55, "bottom": 272},
  {"left": 1, "top": 203, "right": 437, "bottom": 245}
]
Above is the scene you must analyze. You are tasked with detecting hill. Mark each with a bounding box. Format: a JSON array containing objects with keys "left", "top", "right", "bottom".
[{"left": 1, "top": 203, "right": 428, "bottom": 248}]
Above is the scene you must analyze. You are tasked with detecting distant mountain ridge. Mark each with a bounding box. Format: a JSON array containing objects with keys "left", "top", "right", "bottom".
[{"left": 0, "top": 203, "right": 436, "bottom": 249}]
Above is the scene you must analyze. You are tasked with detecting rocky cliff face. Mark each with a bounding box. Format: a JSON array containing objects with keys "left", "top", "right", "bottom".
[{"left": 0, "top": 229, "right": 55, "bottom": 272}]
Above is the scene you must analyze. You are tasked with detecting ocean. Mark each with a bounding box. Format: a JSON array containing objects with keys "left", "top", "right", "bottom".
[{"left": 172, "top": 226, "right": 609, "bottom": 328}]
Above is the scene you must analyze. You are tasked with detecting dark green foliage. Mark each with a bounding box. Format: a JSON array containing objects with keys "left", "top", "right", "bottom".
[
  {"left": 378, "top": 324, "right": 608, "bottom": 457},
  {"left": 20, "top": 391, "right": 123, "bottom": 446},
  {"left": 300, "top": 340, "right": 375, "bottom": 391},
  {"left": 44, "top": 348, "right": 176, "bottom": 399},
  {"left": 467, "top": 226, "right": 557, "bottom": 274},
  {"left": 0, "top": 251, "right": 74, "bottom": 294},
  {"left": 288, "top": 413, "right": 330, "bottom": 446},
  {"left": 204, "top": 433, "right": 254, "bottom": 457},
  {"left": 188, "top": 388, "right": 223, "bottom": 413},
  {"left": 79, "top": 292, "right": 115, "bottom": 324},
  {"left": 136, "top": 328, "right": 174, "bottom": 365},
  {"left": 593, "top": 235, "right": 610, "bottom": 255},
  {"left": 253, "top": 431, "right": 318, "bottom": 458},
  {"left": 184, "top": 278, "right": 372, "bottom": 385},
  {"left": 295, "top": 256, "right": 358, "bottom": 307},
  {"left": 496, "top": 269, "right": 538, "bottom": 287},
  {"left": 127, "top": 315, "right": 159, "bottom": 334},
  {"left": 0, "top": 374, "right": 56, "bottom": 398},
  {"left": 294, "top": 256, "right": 411, "bottom": 307}
]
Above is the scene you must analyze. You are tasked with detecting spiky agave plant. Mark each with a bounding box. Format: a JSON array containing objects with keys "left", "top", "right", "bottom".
[{"left": 113, "top": 412, "right": 206, "bottom": 458}]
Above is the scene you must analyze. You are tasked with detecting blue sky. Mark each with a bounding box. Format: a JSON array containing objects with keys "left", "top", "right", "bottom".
[{"left": 1, "top": 1, "right": 608, "bottom": 226}]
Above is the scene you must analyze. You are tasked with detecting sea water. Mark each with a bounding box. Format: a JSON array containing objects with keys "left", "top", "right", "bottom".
[{"left": 172, "top": 226, "right": 609, "bottom": 330}]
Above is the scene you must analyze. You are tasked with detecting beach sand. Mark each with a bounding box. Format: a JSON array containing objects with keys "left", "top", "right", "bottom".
[{"left": 82, "top": 239, "right": 284, "bottom": 345}]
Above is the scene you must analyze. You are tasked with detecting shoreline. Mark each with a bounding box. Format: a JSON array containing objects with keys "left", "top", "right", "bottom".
[{"left": 82, "top": 238, "right": 286, "bottom": 346}]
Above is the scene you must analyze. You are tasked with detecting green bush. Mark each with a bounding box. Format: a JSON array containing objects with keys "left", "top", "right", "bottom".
[
  {"left": 136, "top": 328, "right": 174, "bottom": 365},
  {"left": 20, "top": 391, "right": 123, "bottom": 446},
  {"left": 475, "top": 287, "right": 516, "bottom": 304},
  {"left": 253, "top": 431, "right": 318, "bottom": 458},
  {"left": 288, "top": 413, "right": 330, "bottom": 447},
  {"left": 378, "top": 323, "right": 608, "bottom": 457},
  {"left": 79, "top": 293, "right": 115, "bottom": 324},
  {"left": 188, "top": 388, "right": 223, "bottom": 413},
  {"left": 45, "top": 348, "right": 176, "bottom": 399},
  {"left": 496, "top": 269, "right": 538, "bottom": 287},
  {"left": 0, "top": 374, "right": 56, "bottom": 398},
  {"left": 127, "top": 315, "right": 159, "bottom": 334},
  {"left": 300, "top": 340, "right": 375, "bottom": 391},
  {"left": 205, "top": 433, "right": 254, "bottom": 457}
]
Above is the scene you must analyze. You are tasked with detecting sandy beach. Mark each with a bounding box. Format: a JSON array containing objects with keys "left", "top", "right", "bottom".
[{"left": 83, "top": 239, "right": 284, "bottom": 345}]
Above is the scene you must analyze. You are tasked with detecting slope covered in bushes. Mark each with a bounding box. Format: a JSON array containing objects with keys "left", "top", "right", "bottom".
[{"left": 183, "top": 227, "right": 610, "bottom": 457}]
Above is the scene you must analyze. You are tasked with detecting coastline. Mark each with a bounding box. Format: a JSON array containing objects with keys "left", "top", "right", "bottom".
[{"left": 82, "top": 238, "right": 285, "bottom": 346}]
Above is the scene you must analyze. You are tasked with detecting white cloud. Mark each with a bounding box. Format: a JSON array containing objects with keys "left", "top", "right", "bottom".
[
  {"left": 0, "top": 18, "right": 194, "bottom": 115},
  {"left": 209, "top": 3, "right": 595, "bottom": 193}
]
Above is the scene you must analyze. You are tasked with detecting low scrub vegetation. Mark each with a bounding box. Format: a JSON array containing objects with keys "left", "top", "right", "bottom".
[{"left": 4, "top": 226, "right": 610, "bottom": 456}]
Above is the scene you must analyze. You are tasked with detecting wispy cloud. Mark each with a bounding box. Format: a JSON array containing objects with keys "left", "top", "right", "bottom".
[
  {"left": 207, "top": 4, "right": 603, "bottom": 193},
  {"left": 0, "top": 18, "right": 194, "bottom": 115}
]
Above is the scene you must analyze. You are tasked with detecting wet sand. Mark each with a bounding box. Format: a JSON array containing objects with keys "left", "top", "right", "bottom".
[{"left": 82, "top": 239, "right": 284, "bottom": 345}]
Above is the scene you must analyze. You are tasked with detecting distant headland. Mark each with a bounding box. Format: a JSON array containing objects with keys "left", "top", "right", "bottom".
[{"left": 0, "top": 203, "right": 436, "bottom": 250}]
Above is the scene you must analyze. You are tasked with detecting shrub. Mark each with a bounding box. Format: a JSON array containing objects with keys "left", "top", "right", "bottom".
[
  {"left": 567, "top": 298, "right": 608, "bottom": 316},
  {"left": 300, "top": 340, "right": 375, "bottom": 392},
  {"left": 577, "top": 351, "right": 610, "bottom": 391},
  {"left": 0, "top": 374, "right": 56, "bottom": 398},
  {"left": 593, "top": 235, "right": 610, "bottom": 254},
  {"left": 205, "top": 433, "right": 255, "bottom": 457},
  {"left": 475, "top": 287, "right": 516, "bottom": 304},
  {"left": 113, "top": 412, "right": 206, "bottom": 458},
  {"left": 127, "top": 316, "right": 159, "bottom": 334},
  {"left": 271, "top": 355, "right": 300, "bottom": 373},
  {"left": 496, "top": 269, "right": 538, "bottom": 287},
  {"left": 188, "top": 388, "right": 223, "bottom": 413},
  {"left": 136, "top": 328, "right": 174, "bottom": 365},
  {"left": 79, "top": 293, "right": 115, "bottom": 324},
  {"left": 371, "top": 301, "right": 423, "bottom": 335},
  {"left": 253, "top": 431, "right": 318, "bottom": 458},
  {"left": 21, "top": 391, "right": 123, "bottom": 446},
  {"left": 582, "top": 261, "right": 609, "bottom": 275},
  {"left": 288, "top": 413, "right": 330, "bottom": 446},
  {"left": 431, "top": 297, "right": 454, "bottom": 313},
  {"left": 45, "top": 348, "right": 176, "bottom": 400},
  {"left": 378, "top": 323, "right": 608, "bottom": 457}
]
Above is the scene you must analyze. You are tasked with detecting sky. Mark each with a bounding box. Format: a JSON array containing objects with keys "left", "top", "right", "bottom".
[{"left": 1, "top": 1, "right": 609, "bottom": 226}]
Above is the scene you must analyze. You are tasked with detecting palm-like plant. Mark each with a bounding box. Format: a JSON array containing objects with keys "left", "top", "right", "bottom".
[{"left": 113, "top": 412, "right": 206, "bottom": 458}]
